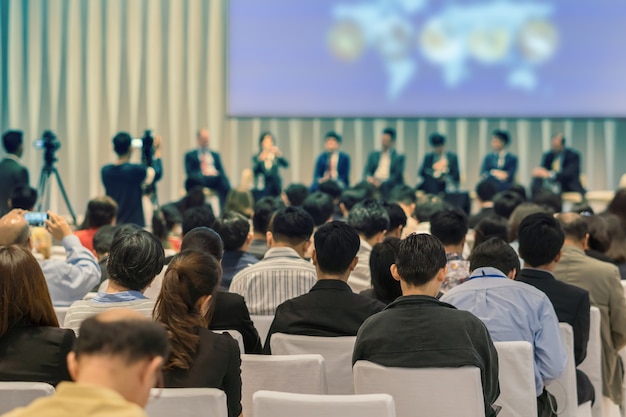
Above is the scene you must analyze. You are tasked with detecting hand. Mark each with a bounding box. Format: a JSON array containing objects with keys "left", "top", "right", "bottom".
[
  {"left": 432, "top": 159, "right": 448, "bottom": 172},
  {"left": 491, "top": 169, "right": 509, "bottom": 181},
  {"left": 45, "top": 211, "right": 72, "bottom": 241},
  {"left": 272, "top": 146, "right": 282, "bottom": 157},
  {"left": 532, "top": 167, "right": 550, "bottom": 178},
  {"left": 153, "top": 135, "right": 162, "bottom": 158}
]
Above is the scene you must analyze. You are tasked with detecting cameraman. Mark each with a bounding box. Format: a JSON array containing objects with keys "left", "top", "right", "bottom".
[{"left": 101, "top": 132, "right": 163, "bottom": 227}]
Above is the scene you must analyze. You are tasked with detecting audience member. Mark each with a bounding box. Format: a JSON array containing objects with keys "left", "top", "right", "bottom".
[
  {"left": 353, "top": 234, "right": 500, "bottom": 417},
  {"left": 302, "top": 191, "right": 334, "bottom": 227},
  {"left": 318, "top": 180, "right": 344, "bottom": 220},
  {"left": 282, "top": 183, "right": 309, "bottom": 207},
  {"left": 249, "top": 196, "right": 284, "bottom": 260},
  {"left": 570, "top": 202, "right": 594, "bottom": 216},
  {"left": 347, "top": 199, "right": 390, "bottom": 292},
  {"left": 554, "top": 213, "right": 626, "bottom": 406},
  {"left": 338, "top": 187, "right": 367, "bottom": 219},
  {"left": 360, "top": 237, "right": 402, "bottom": 305},
  {"left": 516, "top": 213, "right": 594, "bottom": 405},
  {"left": 602, "top": 213, "right": 626, "bottom": 279},
  {"left": 7, "top": 185, "right": 37, "bottom": 211},
  {"left": 154, "top": 250, "right": 242, "bottom": 417},
  {"left": 441, "top": 238, "right": 566, "bottom": 416},
  {"left": 607, "top": 188, "right": 626, "bottom": 233},
  {"left": 225, "top": 189, "right": 255, "bottom": 218},
  {"left": 64, "top": 229, "right": 165, "bottom": 333},
  {"left": 182, "top": 206, "right": 216, "bottom": 236},
  {"left": 171, "top": 177, "right": 213, "bottom": 216},
  {"left": 75, "top": 196, "right": 118, "bottom": 254},
  {"left": 0, "top": 130, "right": 29, "bottom": 216},
  {"left": 91, "top": 224, "right": 117, "bottom": 290},
  {"left": 508, "top": 184, "right": 528, "bottom": 201},
  {"left": 431, "top": 208, "right": 470, "bottom": 292},
  {"left": 508, "top": 202, "right": 545, "bottom": 252},
  {"left": 493, "top": 190, "right": 525, "bottom": 219},
  {"left": 265, "top": 222, "right": 384, "bottom": 351},
  {"left": 532, "top": 189, "right": 563, "bottom": 214},
  {"left": 473, "top": 215, "right": 509, "bottom": 248},
  {"left": 382, "top": 202, "right": 406, "bottom": 238},
  {"left": 584, "top": 215, "right": 613, "bottom": 263},
  {"left": 413, "top": 196, "right": 445, "bottom": 234},
  {"left": 3, "top": 309, "right": 169, "bottom": 417},
  {"left": 230, "top": 207, "right": 317, "bottom": 315},
  {"left": 213, "top": 211, "right": 257, "bottom": 290},
  {"left": 151, "top": 204, "right": 182, "bottom": 253},
  {"left": 390, "top": 185, "right": 418, "bottom": 237},
  {"left": 469, "top": 180, "right": 498, "bottom": 229}
]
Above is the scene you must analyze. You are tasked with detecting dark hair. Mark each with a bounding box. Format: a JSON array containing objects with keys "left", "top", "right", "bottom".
[
  {"left": 80, "top": 196, "right": 118, "bottom": 230},
  {"left": 271, "top": 206, "right": 315, "bottom": 245},
  {"left": 318, "top": 181, "right": 342, "bottom": 200},
  {"left": 552, "top": 133, "right": 566, "bottom": 146},
  {"left": 9, "top": 186, "right": 38, "bottom": 210},
  {"left": 508, "top": 203, "right": 545, "bottom": 242},
  {"left": 508, "top": 184, "right": 527, "bottom": 201},
  {"left": 182, "top": 206, "right": 216, "bottom": 236},
  {"left": 430, "top": 208, "right": 468, "bottom": 246},
  {"left": 213, "top": 211, "right": 250, "bottom": 251},
  {"left": 107, "top": 229, "right": 165, "bottom": 291},
  {"left": 518, "top": 213, "right": 564, "bottom": 267},
  {"left": 475, "top": 180, "right": 498, "bottom": 202},
  {"left": 303, "top": 192, "right": 334, "bottom": 227},
  {"left": 325, "top": 131, "right": 342, "bottom": 144},
  {"left": 429, "top": 133, "right": 446, "bottom": 147},
  {"left": 112, "top": 132, "right": 132, "bottom": 156},
  {"left": 602, "top": 214, "right": 626, "bottom": 264},
  {"left": 353, "top": 181, "right": 379, "bottom": 200},
  {"left": 313, "top": 222, "right": 360, "bottom": 275},
  {"left": 252, "top": 197, "right": 285, "bottom": 235},
  {"left": 225, "top": 190, "right": 254, "bottom": 218},
  {"left": 0, "top": 245, "right": 59, "bottom": 337},
  {"left": 382, "top": 127, "right": 396, "bottom": 141},
  {"left": 469, "top": 237, "right": 520, "bottom": 276},
  {"left": 180, "top": 227, "right": 224, "bottom": 260},
  {"left": 558, "top": 214, "right": 588, "bottom": 241},
  {"left": 492, "top": 129, "right": 510, "bottom": 145},
  {"left": 154, "top": 250, "right": 222, "bottom": 370},
  {"left": 347, "top": 199, "right": 390, "bottom": 239},
  {"left": 395, "top": 234, "right": 447, "bottom": 286},
  {"left": 284, "top": 183, "right": 309, "bottom": 207},
  {"left": 584, "top": 215, "right": 610, "bottom": 253},
  {"left": 474, "top": 216, "right": 509, "bottom": 247},
  {"left": 413, "top": 198, "right": 446, "bottom": 223},
  {"left": 75, "top": 315, "right": 169, "bottom": 364},
  {"left": 152, "top": 204, "right": 182, "bottom": 242},
  {"left": 93, "top": 225, "right": 117, "bottom": 255},
  {"left": 390, "top": 185, "right": 417, "bottom": 206},
  {"left": 258, "top": 131, "right": 274, "bottom": 149},
  {"left": 571, "top": 202, "right": 594, "bottom": 215},
  {"left": 532, "top": 190, "right": 563, "bottom": 214},
  {"left": 369, "top": 238, "right": 402, "bottom": 304},
  {"left": 607, "top": 189, "right": 626, "bottom": 234},
  {"left": 383, "top": 202, "right": 407, "bottom": 232},
  {"left": 339, "top": 188, "right": 367, "bottom": 212},
  {"left": 494, "top": 191, "right": 525, "bottom": 219},
  {"left": 2, "top": 130, "right": 23, "bottom": 154}
]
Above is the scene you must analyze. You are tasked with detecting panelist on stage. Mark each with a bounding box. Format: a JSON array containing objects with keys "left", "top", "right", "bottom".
[
  {"left": 311, "top": 131, "right": 350, "bottom": 191},
  {"left": 480, "top": 130, "right": 518, "bottom": 191},
  {"left": 363, "top": 127, "right": 405, "bottom": 199},
  {"left": 252, "top": 132, "right": 289, "bottom": 199},
  {"left": 532, "top": 133, "right": 585, "bottom": 195},
  {"left": 418, "top": 133, "right": 459, "bottom": 195},
  {"left": 184, "top": 128, "right": 231, "bottom": 208}
]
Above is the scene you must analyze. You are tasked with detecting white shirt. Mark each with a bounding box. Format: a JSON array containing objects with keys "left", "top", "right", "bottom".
[
  {"left": 198, "top": 148, "right": 217, "bottom": 176},
  {"left": 327, "top": 152, "right": 339, "bottom": 179},
  {"left": 347, "top": 239, "right": 373, "bottom": 293},
  {"left": 373, "top": 150, "right": 391, "bottom": 181}
]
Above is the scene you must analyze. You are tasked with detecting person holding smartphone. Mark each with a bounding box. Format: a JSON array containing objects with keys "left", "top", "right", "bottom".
[{"left": 252, "top": 132, "right": 289, "bottom": 199}]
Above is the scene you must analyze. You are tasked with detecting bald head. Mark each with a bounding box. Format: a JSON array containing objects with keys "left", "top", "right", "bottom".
[
  {"left": 557, "top": 212, "right": 588, "bottom": 243},
  {"left": 0, "top": 211, "right": 30, "bottom": 246}
]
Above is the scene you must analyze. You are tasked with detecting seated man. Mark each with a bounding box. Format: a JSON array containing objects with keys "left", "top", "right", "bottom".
[
  {"left": 64, "top": 229, "right": 165, "bottom": 333},
  {"left": 468, "top": 180, "right": 498, "bottom": 229},
  {"left": 390, "top": 185, "right": 418, "bottom": 238},
  {"left": 3, "top": 309, "right": 169, "bottom": 417},
  {"left": 516, "top": 213, "right": 594, "bottom": 405},
  {"left": 353, "top": 234, "right": 499, "bottom": 417},
  {"left": 430, "top": 208, "right": 470, "bottom": 292},
  {"left": 302, "top": 191, "right": 334, "bottom": 227},
  {"left": 213, "top": 211, "right": 258, "bottom": 290},
  {"left": 441, "top": 238, "right": 567, "bottom": 417},
  {"left": 418, "top": 133, "right": 460, "bottom": 195},
  {"left": 532, "top": 133, "right": 585, "bottom": 196},
  {"left": 230, "top": 206, "right": 317, "bottom": 315},
  {"left": 363, "top": 127, "right": 405, "bottom": 199},
  {"left": 265, "top": 222, "right": 385, "bottom": 352},
  {"left": 383, "top": 202, "right": 406, "bottom": 239},
  {"left": 311, "top": 131, "right": 350, "bottom": 191},
  {"left": 7, "top": 185, "right": 38, "bottom": 211},
  {"left": 0, "top": 210, "right": 100, "bottom": 306},
  {"left": 480, "top": 130, "right": 518, "bottom": 192}
]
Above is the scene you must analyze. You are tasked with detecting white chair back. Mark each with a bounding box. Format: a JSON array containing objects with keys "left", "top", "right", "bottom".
[
  {"left": 353, "top": 361, "right": 485, "bottom": 417},
  {"left": 213, "top": 329, "right": 245, "bottom": 353},
  {"left": 546, "top": 323, "right": 578, "bottom": 417},
  {"left": 145, "top": 387, "right": 227, "bottom": 417},
  {"left": 241, "top": 354, "right": 326, "bottom": 417},
  {"left": 250, "top": 315, "right": 273, "bottom": 346},
  {"left": 578, "top": 307, "right": 603, "bottom": 417},
  {"left": 270, "top": 333, "right": 356, "bottom": 394},
  {"left": 54, "top": 307, "right": 70, "bottom": 327},
  {"left": 253, "top": 390, "right": 396, "bottom": 417},
  {"left": 0, "top": 382, "right": 55, "bottom": 414},
  {"left": 493, "top": 341, "right": 537, "bottom": 417}
]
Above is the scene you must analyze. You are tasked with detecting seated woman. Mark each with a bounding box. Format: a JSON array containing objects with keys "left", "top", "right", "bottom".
[
  {"left": 74, "top": 196, "right": 118, "bottom": 254},
  {"left": 360, "top": 237, "right": 402, "bottom": 305},
  {"left": 154, "top": 249, "right": 242, "bottom": 417},
  {"left": 152, "top": 204, "right": 183, "bottom": 253},
  {"left": 0, "top": 245, "right": 75, "bottom": 386}
]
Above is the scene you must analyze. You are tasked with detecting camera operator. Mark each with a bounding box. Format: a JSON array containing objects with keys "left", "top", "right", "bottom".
[
  {"left": 101, "top": 132, "right": 163, "bottom": 227},
  {"left": 0, "top": 131, "right": 30, "bottom": 216}
]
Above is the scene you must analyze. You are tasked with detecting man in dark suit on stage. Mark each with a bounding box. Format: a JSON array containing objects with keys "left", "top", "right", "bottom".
[
  {"left": 184, "top": 128, "right": 231, "bottom": 208},
  {"left": 532, "top": 133, "right": 585, "bottom": 196},
  {"left": 363, "top": 127, "right": 405, "bottom": 199},
  {"left": 480, "top": 130, "right": 518, "bottom": 192},
  {"left": 311, "top": 131, "right": 350, "bottom": 191},
  {"left": 0, "top": 130, "right": 30, "bottom": 216},
  {"left": 418, "top": 133, "right": 459, "bottom": 195}
]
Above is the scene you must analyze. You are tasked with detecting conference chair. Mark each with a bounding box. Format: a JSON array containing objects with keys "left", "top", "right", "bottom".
[
  {"left": 270, "top": 333, "right": 357, "bottom": 394},
  {"left": 54, "top": 307, "right": 70, "bottom": 327},
  {"left": 353, "top": 361, "right": 485, "bottom": 417},
  {"left": 0, "top": 382, "right": 55, "bottom": 414},
  {"left": 250, "top": 315, "right": 274, "bottom": 347},
  {"left": 493, "top": 341, "right": 537, "bottom": 417},
  {"left": 241, "top": 354, "right": 326, "bottom": 417},
  {"left": 578, "top": 307, "right": 603, "bottom": 417},
  {"left": 252, "top": 390, "right": 396, "bottom": 417},
  {"left": 145, "top": 388, "right": 227, "bottom": 417},
  {"left": 213, "top": 329, "right": 245, "bottom": 354}
]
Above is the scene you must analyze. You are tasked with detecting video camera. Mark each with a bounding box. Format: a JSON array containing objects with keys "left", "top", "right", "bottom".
[
  {"left": 34, "top": 130, "right": 61, "bottom": 166},
  {"left": 132, "top": 129, "right": 155, "bottom": 167}
]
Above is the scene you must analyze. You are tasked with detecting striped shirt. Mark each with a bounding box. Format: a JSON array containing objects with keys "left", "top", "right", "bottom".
[{"left": 229, "top": 247, "right": 317, "bottom": 315}]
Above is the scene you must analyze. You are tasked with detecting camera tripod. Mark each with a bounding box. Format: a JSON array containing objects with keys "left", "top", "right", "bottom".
[{"left": 37, "top": 163, "right": 77, "bottom": 225}]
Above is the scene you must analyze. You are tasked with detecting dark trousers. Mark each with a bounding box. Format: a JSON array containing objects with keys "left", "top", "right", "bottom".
[
  {"left": 201, "top": 175, "right": 230, "bottom": 208},
  {"left": 537, "top": 389, "right": 558, "bottom": 417},
  {"left": 576, "top": 369, "right": 595, "bottom": 405}
]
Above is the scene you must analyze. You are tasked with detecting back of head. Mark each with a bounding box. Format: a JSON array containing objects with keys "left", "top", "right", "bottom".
[
  {"left": 318, "top": 180, "right": 342, "bottom": 200},
  {"left": 469, "top": 237, "right": 520, "bottom": 276},
  {"left": 314, "top": 222, "right": 360, "bottom": 275},
  {"left": 383, "top": 202, "right": 407, "bottom": 232},
  {"left": 252, "top": 196, "right": 285, "bottom": 234},
  {"left": 284, "top": 183, "right": 309, "bottom": 207},
  {"left": 474, "top": 215, "right": 509, "bottom": 247},
  {"left": 347, "top": 199, "right": 390, "bottom": 239},
  {"left": 492, "top": 129, "right": 510, "bottom": 145},
  {"left": 9, "top": 186, "right": 38, "bottom": 210},
  {"left": 84, "top": 196, "right": 118, "bottom": 229},
  {"left": 0, "top": 212, "right": 30, "bottom": 247},
  {"left": 107, "top": 229, "right": 165, "bottom": 291},
  {"left": 213, "top": 211, "right": 251, "bottom": 251},
  {"left": 154, "top": 250, "right": 221, "bottom": 370},
  {"left": 571, "top": 202, "right": 594, "bottom": 216},
  {"left": 557, "top": 212, "right": 588, "bottom": 243},
  {"left": 182, "top": 206, "right": 216, "bottom": 236},
  {"left": 518, "top": 213, "right": 564, "bottom": 268},
  {"left": 303, "top": 191, "right": 334, "bottom": 227},
  {"left": 270, "top": 206, "right": 315, "bottom": 246},
  {"left": 112, "top": 132, "right": 132, "bottom": 156},
  {"left": 532, "top": 190, "right": 563, "bottom": 214},
  {"left": 584, "top": 215, "right": 610, "bottom": 253},
  {"left": 494, "top": 191, "right": 525, "bottom": 219},
  {"left": 93, "top": 224, "right": 118, "bottom": 256},
  {"left": 353, "top": 181, "right": 378, "bottom": 200},
  {"left": 508, "top": 184, "right": 527, "bottom": 201},
  {"left": 430, "top": 208, "right": 468, "bottom": 246},
  {"left": 429, "top": 133, "right": 446, "bottom": 147},
  {"left": 607, "top": 188, "right": 626, "bottom": 233},
  {"left": 180, "top": 227, "right": 224, "bottom": 260},
  {"left": 475, "top": 180, "right": 498, "bottom": 203},
  {"left": 508, "top": 203, "right": 545, "bottom": 242},
  {"left": 395, "top": 233, "right": 447, "bottom": 287},
  {"left": 390, "top": 184, "right": 417, "bottom": 206},
  {"left": 369, "top": 237, "right": 402, "bottom": 304},
  {"left": 225, "top": 189, "right": 254, "bottom": 218},
  {"left": 151, "top": 204, "right": 182, "bottom": 241},
  {"left": 2, "top": 130, "right": 23, "bottom": 154},
  {"left": 0, "top": 245, "right": 58, "bottom": 337},
  {"left": 413, "top": 198, "right": 446, "bottom": 223},
  {"left": 339, "top": 188, "right": 367, "bottom": 212},
  {"left": 601, "top": 213, "right": 626, "bottom": 263}
]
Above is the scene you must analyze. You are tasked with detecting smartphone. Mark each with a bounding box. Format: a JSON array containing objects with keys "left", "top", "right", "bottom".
[{"left": 24, "top": 212, "right": 48, "bottom": 227}]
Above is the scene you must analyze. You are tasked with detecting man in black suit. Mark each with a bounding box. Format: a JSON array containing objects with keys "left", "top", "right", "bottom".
[
  {"left": 363, "top": 127, "right": 405, "bottom": 199},
  {"left": 264, "top": 221, "right": 385, "bottom": 352},
  {"left": 532, "top": 133, "right": 585, "bottom": 196},
  {"left": 516, "top": 213, "right": 594, "bottom": 405},
  {"left": 184, "top": 128, "right": 231, "bottom": 208},
  {"left": 418, "top": 133, "right": 460, "bottom": 195},
  {"left": 0, "top": 130, "right": 30, "bottom": 216},
  {"left": 480, "top": 130, "right": 518, "bottom": 192}
]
